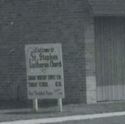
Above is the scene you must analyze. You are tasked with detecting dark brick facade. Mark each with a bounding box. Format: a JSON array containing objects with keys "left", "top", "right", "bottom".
[{"left": 0, "top": 0, "right": 92, "bottom": 103}]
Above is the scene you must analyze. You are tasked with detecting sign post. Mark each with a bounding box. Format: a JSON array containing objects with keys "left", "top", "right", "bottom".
[
  {"left": 25, "top": 43, "right": 65, "bottom": 112},
  {"left": 58, "top": 98, "right": 62, "bottom": 112},
  {"left": 33, "top": 98, "right": 38, "bottom": 112}
]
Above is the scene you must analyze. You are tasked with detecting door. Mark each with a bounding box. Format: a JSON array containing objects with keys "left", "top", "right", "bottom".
[{"left": 95, "top": 17, "right": 125, "bottom": 102}]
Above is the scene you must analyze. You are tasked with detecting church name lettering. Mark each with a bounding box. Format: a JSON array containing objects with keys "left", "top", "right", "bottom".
[{"left": 29, "top": 48, "right": 62, "bottom": 68}]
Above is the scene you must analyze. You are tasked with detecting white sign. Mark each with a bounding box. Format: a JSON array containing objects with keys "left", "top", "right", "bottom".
[{"left": 25, "top": 43, "right": 65, "bottom": 99}]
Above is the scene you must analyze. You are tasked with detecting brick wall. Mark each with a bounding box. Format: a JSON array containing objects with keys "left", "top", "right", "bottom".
[{"left": 0, "top": 0, "right": 91, "bottom": 103}]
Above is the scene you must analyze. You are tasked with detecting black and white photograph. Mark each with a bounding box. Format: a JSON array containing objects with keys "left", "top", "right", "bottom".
[{"left": 0, "top": 0, "right": 125, "bottom": 123}]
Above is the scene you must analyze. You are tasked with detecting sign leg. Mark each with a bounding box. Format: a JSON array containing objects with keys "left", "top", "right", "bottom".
[
  {"left": 33, "top": 98, "right": 38, "bottom": 112},
  {"left": 58, "top": 98, "right": 63, "bottom": 112}
]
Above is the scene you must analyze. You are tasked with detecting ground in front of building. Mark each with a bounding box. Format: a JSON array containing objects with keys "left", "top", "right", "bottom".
[{"left": 1, "top": 102, "right": 125, "bottom": 122}]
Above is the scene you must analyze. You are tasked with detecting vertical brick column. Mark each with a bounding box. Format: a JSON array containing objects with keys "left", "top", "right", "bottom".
[{"left": 84, "top": 18, "right": 97, "bottom": 104}]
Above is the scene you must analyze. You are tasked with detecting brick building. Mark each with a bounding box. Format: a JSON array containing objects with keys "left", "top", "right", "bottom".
[{"left": 0, "top": 0, "right": 125, "bottom": 104}]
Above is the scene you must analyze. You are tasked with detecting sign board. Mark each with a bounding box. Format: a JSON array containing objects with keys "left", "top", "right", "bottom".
[{"left": 25, "top": 43, "right": 65, "bottom": 99}]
